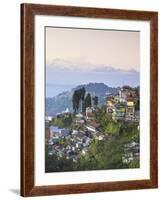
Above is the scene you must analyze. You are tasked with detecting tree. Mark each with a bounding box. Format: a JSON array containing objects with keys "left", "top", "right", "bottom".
[
  {"left": 72, "top": 87, "right": 86, "bottom": 113},
  {"left": 92, "top": 96, "right": 98, "bottom": 107},
  {"left": 85, "top": 93, "right": 92, "bottom": 108},
  {"left": 80, "top": 87, "right": 86, "bottom": 112},
  {"left": 135, "top": 99, "right": 140, "bottom": 111},
  {"left": 72, "top": 90, "right": 80, "bottom": 113}
]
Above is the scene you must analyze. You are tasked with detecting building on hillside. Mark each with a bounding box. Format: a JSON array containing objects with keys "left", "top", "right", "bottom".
[
  {"left": 105, "top": 86, "right": 139, "bottom": 122},
  {"left": 112, "top": 105, "right": 126, "bottom": 121},
  {"left": 49, "top": 126, "right": 70, "bottom": 139},
  {"left": 49, "top": 126, "right": 60, "bottom": 139},
  {"left": 86, "top": 107, "right": 93, "bottom": 117},
  {"left": 76, "top": 119, "right": 85, "bottom": 125},
  {"left": 134, "top": 111, "right": 140, "bottom": 122},
  {"left": 62, "top": 108, "right": 71, "bottom": 117},
  {"left": 85, "top": 125, "right": 96, "bottom": 133},
  {"left": 114, "top": 95, "right": 120, "bottom": 103},
  {"left": 75, "top": 113, "right": 85, "bottom": 125},
  {"left": 122, "top": 141, "right": 140, "bottom": 164},
  {"left": 76, "top": 113, "right": 84, "bottom": 118},
  {"left": 95, "top": 132, "right": 104, "bottom": 140},
  {"left": 74, "top": 132, "right": 85, "bottom": 143},
  {"left": 56, "top": 108, "right": 71, "bottom": 118},
  {"left": 125, "top": 97, "right": 135, "bottom": 121},
  {"left": 82, "top": 136, "right": 91, "bottom": 147},
  {"left": 60, "top": 128, "right": 71, "bottom": 138},
  {"left": 131, "top": 88, "right": 139, "bottom": 101},
  {"left": 119, "top": 86, "right": 132, "bottom": 103},
  {"left": 82, "top": 147, "right": 88, "bottom": 155},
  {"left": 45, "top": 116, "right": 53, "bottom": 127},
  {"left": 106, "top": 96, "right": 116, "bottom": 113},
  {"left": 86, "top": 121, "right": 100, "bottom": 133},
  {"left": 72, "top": 130, "right": 78, "bottom": 135},
  {"left": 45, "top": 116, "right": 53, "bottom": 121}
]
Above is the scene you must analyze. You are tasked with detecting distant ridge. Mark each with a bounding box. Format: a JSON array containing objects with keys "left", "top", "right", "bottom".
[{"left": 46, "top": 83, "right": 118, "bottom": 116}]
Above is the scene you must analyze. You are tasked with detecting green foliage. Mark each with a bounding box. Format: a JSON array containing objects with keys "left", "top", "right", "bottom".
[
  {"left": 94, "top": 106, "right": 107, "bottom": 122},
  {"left": 45, "top": 144, "right": 75, "bottom": 172},
  {"left": 50, "top": 115, "right": 72, "bottom": 128},
  {"left": 46, "top": 121, "right": 139, "bottom": 172},
  {"left": 103, "top": 121, "right": 121, "bottom": 134},
  {"left": 128, "top": 159, "right": 140, "bottom": 168},
  {"left": 72, "top": 90, "right": 80, "bottom": 113},
  {"left": 47, "top": 104, "right": 140, "bottom": 172},
  {"left": 92, "top": 96, "right": 98, "bottom": 107},
  {"left": 50, "top": 118, "right": 64, "bottom": 127},
  {"left": 76, "top": 122, "right": 139, "bottom": 171},
  {"left": 135, "top": 99, "right": 140, "bottom": 111},
  {"left": 84, "top": 93, "right": 92, "bottom": 108},
  {"left": 93, "top": 106, "right": 120, "bottom": 135}
]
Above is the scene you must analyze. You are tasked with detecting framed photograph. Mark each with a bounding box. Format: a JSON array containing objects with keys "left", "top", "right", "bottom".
[{"left": 21, "top": 3, "right": 158, "bottom": 197}]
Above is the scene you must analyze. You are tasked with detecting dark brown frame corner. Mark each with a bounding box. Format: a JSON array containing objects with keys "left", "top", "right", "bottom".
[{"left": 21, "top": 3, "right": 158, "bottom": 197}]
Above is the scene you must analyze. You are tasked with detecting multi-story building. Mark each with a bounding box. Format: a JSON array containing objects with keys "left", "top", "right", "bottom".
[
  {"left": 106, "top": 86, "right": 139, "bottom": 122},
  {"left": 112, "top": 105, "right": 126, "bottom": 121},
  {"left": 106, "top": 96, "right": 116, "bottom": 113},
  {"left": 119, "top": 86, "right": 132, "bottom": 103},
  {"left": 125, "top": 97, "right": 135, "bottom": 121}
]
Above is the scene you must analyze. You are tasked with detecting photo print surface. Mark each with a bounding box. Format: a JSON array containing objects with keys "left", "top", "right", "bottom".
[{"left": 45, "top": 27, "right": 140, "bottom": 173}]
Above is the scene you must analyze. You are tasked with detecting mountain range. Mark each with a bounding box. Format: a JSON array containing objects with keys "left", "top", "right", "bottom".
[
  {"left": 46, "top": 82, "right": 118, "bottom": 116},
  {"left": 46, "top": 60, "right": 139, "bottom": 98}
]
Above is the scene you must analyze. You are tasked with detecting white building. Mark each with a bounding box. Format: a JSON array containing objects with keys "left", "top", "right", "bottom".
[
  {"left": 45, "top": 116, "right": 53, "bottom": 121},
  {"left": 86, "top": 107, "right": 93, "bottom": 117},
  {"left": 85, "top": 125, "right": 96, "bottom": 133}
]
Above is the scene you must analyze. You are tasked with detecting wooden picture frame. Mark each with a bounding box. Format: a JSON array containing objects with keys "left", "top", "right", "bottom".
[{"left": 21, "top": 3, "right": 158, "bottom": 197}]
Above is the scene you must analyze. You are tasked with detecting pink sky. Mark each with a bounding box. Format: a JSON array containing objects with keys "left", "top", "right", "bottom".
[{"left": 46, "top": 27, "right": 140, "bottom": 72}]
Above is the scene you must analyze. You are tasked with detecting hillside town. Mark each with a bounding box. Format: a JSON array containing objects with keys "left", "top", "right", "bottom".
[
  {"left": 45, "top": 85, "right": 140, "bottom": 170},
  {"left": 106, "top": 86, "right": 139, "bottom": 122}
]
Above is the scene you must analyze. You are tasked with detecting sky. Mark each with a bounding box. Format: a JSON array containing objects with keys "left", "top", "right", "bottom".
[{"left": 46, "top": 27, "right": 140, "bottom": 97}]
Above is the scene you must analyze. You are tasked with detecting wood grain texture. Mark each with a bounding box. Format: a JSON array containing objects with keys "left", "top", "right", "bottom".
[
  {"left": 21, "top": 3, "right": 35, "bottom": 196},
  {"left": 149, "top": 13, "right": 158, "bottom": 188},
  {"left": 21, "top": 3, "right": 158, "bottom": 197}
]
